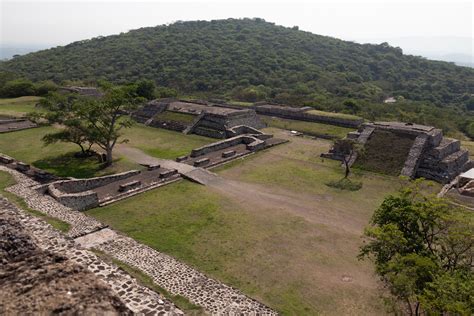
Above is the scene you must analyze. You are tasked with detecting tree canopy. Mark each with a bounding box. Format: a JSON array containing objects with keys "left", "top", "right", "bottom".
[{"left": 359, "top": 180, "right": 474, "bottom": 315}]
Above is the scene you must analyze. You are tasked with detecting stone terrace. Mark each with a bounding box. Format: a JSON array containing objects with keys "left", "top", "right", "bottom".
[{"left": 0, "top": 165, "right": 277, "bottom": 315}]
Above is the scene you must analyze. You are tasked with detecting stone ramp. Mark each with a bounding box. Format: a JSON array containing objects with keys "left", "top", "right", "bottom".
[
  {"left": 401, "top": 134, "right": 429, "bottom": 177},
  {"left": 181, "top": 168, "right": 220, "bottom": 185}
]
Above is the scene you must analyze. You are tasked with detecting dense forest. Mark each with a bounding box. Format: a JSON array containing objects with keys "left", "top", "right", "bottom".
[{"left": 1, "top": 18, "right": 474, "bottom": 137}]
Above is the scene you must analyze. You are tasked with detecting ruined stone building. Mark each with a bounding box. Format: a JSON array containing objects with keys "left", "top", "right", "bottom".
[
  {"left": 323, "top": 122, "right": 472, "bottom": 183},
  {"left": 133, "top": 99, "right": 265, "bottom": 138}
]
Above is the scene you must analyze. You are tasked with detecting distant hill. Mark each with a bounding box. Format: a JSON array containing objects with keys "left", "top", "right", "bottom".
[{"left": 1, "top": 18, "right": 473, "bottom": 108}]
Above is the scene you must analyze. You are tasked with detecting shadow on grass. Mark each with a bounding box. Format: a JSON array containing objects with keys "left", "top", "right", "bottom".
[{"left": 33, "top": 152, "right": 107, "bottom": 179}]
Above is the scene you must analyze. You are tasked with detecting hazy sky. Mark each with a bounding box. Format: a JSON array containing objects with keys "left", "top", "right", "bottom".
[{"left": 1, "top": 0, "right": 473, "bottom": 60}]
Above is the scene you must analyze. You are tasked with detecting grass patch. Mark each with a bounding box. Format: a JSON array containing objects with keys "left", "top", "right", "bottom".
[
  {"left": 0, "top": 171, "right": 70, "bottom": 232},
  {"left": 0, "top": 126, "right": 139, "bottom": 178},
  {"left": 0, "top": 96, "right": 43, "bottom": 117},
  {"left": 326, "top": 178, "right": 363, "bottom": 191},
  {"left": 154, "top": 110, "right": 196, "bottom": 124},
  {"left": 260, "top": 115, "right": 353, "bottom": 139},
  {"left": 306, "top": 109, "right": 362, "bottom": 121},
  {"left": 123, "top": 124, "right": 214, "bottom": 159},
  {"left": 91, "top": 249, "right": 204, "bottom": 315},
  {"left": 355, "top": 130, "right": 416, "bottom": 176}
]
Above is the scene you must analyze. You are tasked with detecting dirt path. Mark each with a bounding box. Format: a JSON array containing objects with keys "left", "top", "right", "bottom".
[{"left": 118, "top": 145, "right": 363, "bottom": 234}]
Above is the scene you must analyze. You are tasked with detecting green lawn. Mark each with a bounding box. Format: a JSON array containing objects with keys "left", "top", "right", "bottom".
[
  {"left": 260, "top": 115, "right": 354, "bottom": 138},
  {"left": 0, "top": 171, "right": 70, "bottom": 232},
  {"left": 0, "top": 124, "right": 213, "bottom": 177},
  {"left": 0, "top": 126, "right": 137, "bottom": 178},
  {"left": 0, "top": 96, "right": 43, "bottom": 117},
  {"left": 123, "top": 124, "right": 214, "bottom": 159},
  {"left": 154, "top": 110, "right": 196, "bottom": 124},
  {"left": 85, "top": 132, "right": 409, "bottom": 315}
]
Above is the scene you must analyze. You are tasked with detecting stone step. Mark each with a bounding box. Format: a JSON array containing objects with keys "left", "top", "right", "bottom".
[
  {"left": 401, "top": 134, "right": 429, "bottom": 177},
  {"left": 426, "top": 137, "right": 460, "bottom": 160},
  {"left": 440, "top": 149, "right": 469, "bottom": 171}
]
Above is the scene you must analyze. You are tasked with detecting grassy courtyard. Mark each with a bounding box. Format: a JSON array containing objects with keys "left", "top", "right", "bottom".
[
  {"left": 0, "top": 96, "right": 43, "bottom": 117},
  {"left": 85, "top": 130, "right": 409, "bottom": 315},
  {"left": 0, "top": 123, "right": 213, "bottom": 177},
  {"left": 260, "top": 116, "right": 354, "bottom": 139}
]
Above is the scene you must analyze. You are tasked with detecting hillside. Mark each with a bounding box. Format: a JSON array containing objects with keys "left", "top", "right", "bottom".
[{"left": 1, "top": 18, "right": 473, "bottom": 108}]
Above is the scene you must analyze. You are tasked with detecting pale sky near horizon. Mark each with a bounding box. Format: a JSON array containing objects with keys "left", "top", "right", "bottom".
[{"left": 1, "top": 0, "right": 473, "bottom": 60}]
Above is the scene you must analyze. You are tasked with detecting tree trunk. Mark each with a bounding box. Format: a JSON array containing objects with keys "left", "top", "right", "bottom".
[
  {"left": 105, "top": 146, "right": 113, "bottom": 166},
  {"left": 344, "top": 159, "right": 350, "bottom": 178}
]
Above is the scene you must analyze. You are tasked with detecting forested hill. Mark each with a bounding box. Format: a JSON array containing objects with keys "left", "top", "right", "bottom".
[{"left": 1, "top": 18, "right": 473, "bottom": 108}]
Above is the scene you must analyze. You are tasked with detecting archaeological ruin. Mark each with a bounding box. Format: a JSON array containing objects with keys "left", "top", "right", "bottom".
[
  {"left": 0, "top": 117, "right": 37, "bottom": 133},
  {"left": 323, "top": 121, "right": 473, "bottom": 183},
  {"left": 133, "top": 99, "right": 266, "bottom": 138}
]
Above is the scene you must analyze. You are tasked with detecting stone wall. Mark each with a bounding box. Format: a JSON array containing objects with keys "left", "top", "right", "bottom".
[
  {"left": 47, "top": 170, "right": 141, "bottom": 211},
  {"left": 51, "top": 170, "right": 140, "bottom": 193},
  {"left": 190, "top": 135, "right": 263, "bottom": 157},
  {"left": 255, "top": 104, "right": 363, "bottom": 128}
]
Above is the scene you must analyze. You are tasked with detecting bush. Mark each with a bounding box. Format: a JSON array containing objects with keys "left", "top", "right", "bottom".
[
  {"left": 0, "top": 79, "right": 36, "bottom": 97},
  {"left": 326, "top": 178, "right": 362, "bottom": 191}
]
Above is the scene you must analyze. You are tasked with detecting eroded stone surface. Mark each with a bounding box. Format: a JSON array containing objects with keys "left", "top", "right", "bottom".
[
  {"left": 0, "top": 196, "right": 182, "bottom": 315},
  {"left": 0, "top": 165, "right": 278, "bottom": 315}
]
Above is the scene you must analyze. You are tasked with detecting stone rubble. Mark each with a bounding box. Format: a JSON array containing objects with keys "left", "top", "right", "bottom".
[
  {"left": 0, "top": 196, "right": 182, "bottom": 315},
  {"left": 0, "top": 165, "right": 278, "bottom": 315}
]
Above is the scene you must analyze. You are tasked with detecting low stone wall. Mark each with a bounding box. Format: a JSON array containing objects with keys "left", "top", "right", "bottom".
[
  {"left": 48, "top": 185, "right": 99, "bottom": 211},
  {"left": 190, "top": 135, "right": 261, "bottom": 157},
  {"left": 52, "top": 170, "right": 140, "bottom": 194},
  {"left": 47, "top": 170, "right": 140, "bottom": 211},
  {"left": 255, "top": 104, "right": 363, "bottom": 128}
]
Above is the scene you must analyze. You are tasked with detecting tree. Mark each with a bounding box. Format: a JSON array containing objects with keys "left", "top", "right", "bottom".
[
  {"left": 38, "top": 85, "right": 141, "bottom": 166},
  {"left": 42, "top": 127, "right": 94, "bottom": 156},
  {"left": 359, "top": 180, "right": 474, "bottom": 315},
  {"left": 0, "top": 79, "right": 36, "bottom": 97},
  {"left": 135, "top": 79, "right": 156, "bottom": 100},
  {"left": 333, "top": 139, "right": 359, "bottom": 178}
]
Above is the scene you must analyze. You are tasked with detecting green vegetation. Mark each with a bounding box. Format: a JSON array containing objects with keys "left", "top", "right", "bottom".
[
  {"left": 260, "top": 116, "right": 353, "bottom": 138},
  {"left": 355, "top": 130, "right": 416, "bottom": 175},
  {"left": 154, "top": 110, "right": 196, "bottom": 124},
  {"left": 85, "top": 133, "right": 414, "bottom": 315},
  {"left": 360, "top": 180, "right": 474, "bottom": 315},
  {"left": 0, "top": 126, "right": 137, "bottom": 178},
  {"left": 306, "top": 109, "right": 362, "bottom": 121},
  {"left": 91, "top": 249, "right": 204, "bottom": 315},
  {"left": 326, "top": 178, "right": 363, "bottom": 191},
  {"left": 123, "top": 124, "right": 213, "bottom": 159},
  {"left": 0, "top": 171, "right": 70, "bottom": 232},
  {"left": 1, "top": 18, "right": 473, "bottom": 137},
  {"left": 0, "top": 96, "right": 43, "bottom": 117}
]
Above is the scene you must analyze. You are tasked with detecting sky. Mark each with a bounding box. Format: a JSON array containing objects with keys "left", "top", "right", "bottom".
[{"left": 0, "top": 0, "right": 473, "bottom": 63}]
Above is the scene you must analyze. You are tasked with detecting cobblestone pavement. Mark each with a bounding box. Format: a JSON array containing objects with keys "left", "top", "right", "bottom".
[
  {"left": 0, "top": 166, "right": 105, "bottom": 238},
  {"left": 0, "top": 196, "right": 182, "bottom": 315},
  {"left": 97, "top": 235, "right": 277, "bottom": 315},
  {"left": 0, "top": 166, "right": 278, "bottom": 315}
]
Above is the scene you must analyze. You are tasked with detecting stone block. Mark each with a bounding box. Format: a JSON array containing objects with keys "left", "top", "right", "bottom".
[
  {"left": 222, "top": 150, "right": 236, "bottom": 158},
  {"left": 176, "top": 156, "right": 187, "bottom": 162},
  {"left": 0, "top": 155, "right": 14, "bottom": 164},
  {"left": 15, "top": 162, "right": 30, "bottom": 172},
  {"left": 159, "top": 169, "right": 178, "bottom": 179},
  {"left": 118, "top": 180, "right": 141, "bottom": 192},
  {"left": 194, "top": 158, "right": 210, "bottom": 167},
  {"left": 147, "top": 164, "right": 160, "bottom": 171}
]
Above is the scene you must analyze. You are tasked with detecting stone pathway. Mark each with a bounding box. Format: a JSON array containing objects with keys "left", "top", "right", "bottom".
[
  {"left": 1, "top": 165, "right": 278, "bottom": 315},
  {"left": 0, "top": 166, "right": 105, "bottom": 238},
  {"left": 0, "top": 196, "right": 182, "bottom": 315},
  {"left": 96, "top": 235, "right": 276, "bottom": 315}
]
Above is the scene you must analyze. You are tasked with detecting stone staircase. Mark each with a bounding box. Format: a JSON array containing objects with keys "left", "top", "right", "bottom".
[
  {"left": 400, "top": 134, "right": 429, "bottom": 177},
  {"left": 417, "top": 138, "right": 472, "bottom": 183}
]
